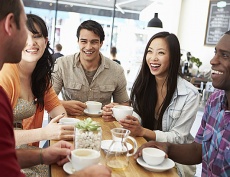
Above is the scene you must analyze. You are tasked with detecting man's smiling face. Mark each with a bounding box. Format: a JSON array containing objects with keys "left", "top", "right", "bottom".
[
  {"left": 78, "top": 29, "right": 102, "bottom": 63},
  {"left": 210, "top": 33, "right": 230, "bottom": 91}
]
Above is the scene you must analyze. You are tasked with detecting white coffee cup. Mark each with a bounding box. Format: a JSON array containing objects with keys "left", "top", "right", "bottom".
[
  {"left": 111, "top": 105, "right": 133, "bottom": 121},
  {"left": 59, "top": 118, "right": 80, "bottom": 125},
  {"left": 67, "top": 149, "right": 100, "bottom": 171},
  {"left": 86, "top": 101, "right": 102, "bottom": 114},
  {"left": 142, "top": 147, "right": 165, "bottom": 166}
]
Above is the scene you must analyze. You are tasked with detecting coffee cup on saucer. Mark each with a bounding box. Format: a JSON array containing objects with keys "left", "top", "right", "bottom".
[
  {"left": 86, "top": 101, "right": 102, "bottom": 114},
  {"left": 67, "top": 149, "right": 100, "bottom": 171},
  {"left": 142, "top": 147, "right": 165, "bottom": 166}
]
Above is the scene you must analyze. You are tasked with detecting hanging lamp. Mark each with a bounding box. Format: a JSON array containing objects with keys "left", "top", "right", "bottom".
[{"left": 147, "top": 13, "right": 163, "bottom": 28}]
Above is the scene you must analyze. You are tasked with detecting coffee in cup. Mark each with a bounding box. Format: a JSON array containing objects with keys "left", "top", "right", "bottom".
[
  {"left": 142, "top": 147, "right": 165, "bottom": 166},
  {"left": 111, "top": 105, "right": 133, "bottom": 121},
  {"left": 86, "top": 101, "right": 102, "bottom": 114},
  {"left": 68, "top": 149, "right": 100, "bottom": 171}
]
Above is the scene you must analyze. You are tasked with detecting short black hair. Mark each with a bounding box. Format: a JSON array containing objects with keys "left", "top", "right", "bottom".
[
  {"left": 110, "top": 47, "right": 117, "bottom": 57},
  {"left": 0, "top": 0, "right": 22, "bottom": 29},
  {"left": 225, "top": 30, "right": 230, "bottom": 35},
  {"left": 56, "top": 44, "right": 62, "bottom": 51},
  {"left": 76, "top": 20, "right": 105, "bottom": 43}
]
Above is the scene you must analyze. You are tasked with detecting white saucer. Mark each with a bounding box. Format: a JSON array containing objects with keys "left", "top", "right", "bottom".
[
  {"left": 63, "top": 162, "right": 75, "bottom": 174},
  {"left": 63, "top": 162, "right": 102, "bottom": 174},
  {"left": 136, "top": 157, "right": 175, "bottom": 172},
  {"left": 101, "top": 140, "right": 133, "bottom": 152},
  {"left": 59, "top": 118, "right": 80, "bottom": 125},
  {"left": 84, "top": 109, "right": 102, "bottom": 117}
]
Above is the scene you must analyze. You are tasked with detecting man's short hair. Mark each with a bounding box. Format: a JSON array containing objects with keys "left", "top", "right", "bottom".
[
  {"left": 56, "top": 44, "right": 62, "bottom": 51},
  {"left": 76, "top": 20, "right": 105, "bottom": 43},
  {"left": 0, "top": 0, "right": 22, "bottom": 29},
  {"left": 110, "top": 47, "right": 117, "bottom": 57},
  {"left": 225, "top": 30, "right": 230, "bottom": 35}
]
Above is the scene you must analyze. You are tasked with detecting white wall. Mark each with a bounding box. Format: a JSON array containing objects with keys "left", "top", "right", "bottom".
[
  {"left": 141, "top": 0, "right": 215, "bottom": 73},
  {"left": 178, "top": 0, "right": 214, "bottom": 72},
  {"left": 59, "top": 13, "right": 80, "bottom": 55}
]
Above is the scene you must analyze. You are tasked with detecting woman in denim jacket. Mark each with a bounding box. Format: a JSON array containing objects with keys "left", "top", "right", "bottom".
[{"left": 102, "top": 32, "right": 200, "bottom": 177}]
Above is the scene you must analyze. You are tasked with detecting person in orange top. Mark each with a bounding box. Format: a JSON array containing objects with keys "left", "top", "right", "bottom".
[{"left": 0, "top": 14, "right": 74, "bottom": 147}]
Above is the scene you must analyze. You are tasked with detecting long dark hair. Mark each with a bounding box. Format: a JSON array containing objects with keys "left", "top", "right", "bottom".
[
  {"left": 130, "top": 32, "right": 181, "bottom": 130},
  {"left": 26, "top": 14, "right": 54, "bottom": 110}
]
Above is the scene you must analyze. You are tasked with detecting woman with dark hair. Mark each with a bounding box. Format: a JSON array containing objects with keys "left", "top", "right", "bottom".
[
  {"left": 102, "top": 32, "right": 200, "bottom": 177},
  {"left": 0, "top": 13, "right": 75, "bottom": 176},
  {"left": 0, "top": 14, "right": 74, "bottom": 147}
]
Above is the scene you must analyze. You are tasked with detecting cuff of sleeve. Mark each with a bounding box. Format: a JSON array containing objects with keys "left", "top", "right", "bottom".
[{"left": 155, "top": 130, "right": 167, "bottom": 142}]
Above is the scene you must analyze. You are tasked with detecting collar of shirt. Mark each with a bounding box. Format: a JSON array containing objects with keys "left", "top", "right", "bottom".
[{"left": 74, "top": 52, "right": 110, "bottom": 70}]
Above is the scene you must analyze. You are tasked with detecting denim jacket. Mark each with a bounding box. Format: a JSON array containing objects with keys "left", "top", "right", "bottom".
[
  {"left": 155, "top": 76, "right": 200, "bottom": 144},
  {"left": 154, "top": 77, "right": 200, "bottom": 177}
]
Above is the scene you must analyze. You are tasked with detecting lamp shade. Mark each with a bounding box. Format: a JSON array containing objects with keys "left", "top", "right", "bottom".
[{"left": 147, "top": 13, "right": 163, "bottom": 28}]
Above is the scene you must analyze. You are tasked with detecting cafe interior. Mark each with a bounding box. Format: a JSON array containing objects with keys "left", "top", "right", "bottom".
[
  {"left": 21, "top": 0, "right": 229, "bottom": 176},
  {"left": 23, "top": 0, "right": 229, "bottom": 92}
]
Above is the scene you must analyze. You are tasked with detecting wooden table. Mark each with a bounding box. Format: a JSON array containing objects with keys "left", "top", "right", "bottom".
[{"left": 50, "top": 115, "right": 179, "bottom": 177}]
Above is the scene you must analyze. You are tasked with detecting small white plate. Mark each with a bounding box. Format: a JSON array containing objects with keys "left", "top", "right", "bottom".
[
  {"left": 63, "top": 162, "right": 75, "bottom": 174},
  {"left": 101, "top": 140, "right": 133, "bottom": 152},
  {"left": 84, "top": 109, "right": 102, "bottom": 117},
  {"left": 59, "top": 118, "right": 80, "bottom": 125},
  {"left": 63, "top": 162, "right": 102, "bottom": 174},
  {"left": 136, "top": 157, "right": 175, "bottom": 172}
]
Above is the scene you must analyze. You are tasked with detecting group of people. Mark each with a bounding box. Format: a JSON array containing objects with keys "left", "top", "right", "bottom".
[
  {"left": 133, "top": 30, "right": 230, "bottom": 177},
  {"left": 0, "top": 0, "right": 230, "bottom": 177}
]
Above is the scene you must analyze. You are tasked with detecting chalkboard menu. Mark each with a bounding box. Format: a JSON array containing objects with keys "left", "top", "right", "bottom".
[{"left": 205, "top": 0, "right": 230, "bottom": 45}]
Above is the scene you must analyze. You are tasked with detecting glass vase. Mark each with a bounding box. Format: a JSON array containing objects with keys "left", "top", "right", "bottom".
[{"left": 74, "top": 127, "right": 102, "bottom": 151}]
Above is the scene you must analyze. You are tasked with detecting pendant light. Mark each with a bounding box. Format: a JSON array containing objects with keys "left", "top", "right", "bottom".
[{"left": 147, "top": 13, "right": 163, "bottom": 28}]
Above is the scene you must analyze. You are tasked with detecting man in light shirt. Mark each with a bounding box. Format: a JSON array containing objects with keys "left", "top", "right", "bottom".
[{"left": 52, "top": 20, "right": 129, "bottom": 116}]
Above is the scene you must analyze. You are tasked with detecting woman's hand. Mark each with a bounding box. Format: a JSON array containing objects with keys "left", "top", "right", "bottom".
[
  {"left": 102, "top": 103, "right": 118, "bottom": 122},
  {"left": 119, "top": 115, "right": 145, "bottom": 137},
  {"left": 43, "top": 115, "right": 74, "bottom": 140}
]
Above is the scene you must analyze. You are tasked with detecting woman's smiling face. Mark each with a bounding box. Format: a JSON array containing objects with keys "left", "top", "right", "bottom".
[
  {"left": 22, "top": 23, "right": 47, "bottom": 63},
  {"left": 146, "top": 38, "right": 170, "bottom": 79}
]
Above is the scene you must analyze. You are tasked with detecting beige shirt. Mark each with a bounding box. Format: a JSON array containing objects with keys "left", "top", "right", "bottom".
[{"left": 52, "top": 52, "right": 129, "bottom": 106}]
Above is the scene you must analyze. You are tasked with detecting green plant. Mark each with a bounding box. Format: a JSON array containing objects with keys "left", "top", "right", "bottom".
[
  {"left": 190, "top": 56, "right": 202, "bottom": 68},
  {"left": 75, "top": 118, "right": 101, "bottom": 131}
]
